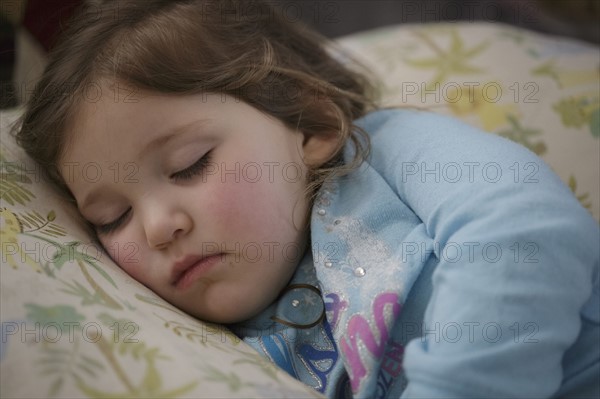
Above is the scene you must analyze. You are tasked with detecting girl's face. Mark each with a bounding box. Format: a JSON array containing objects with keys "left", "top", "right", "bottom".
[{"left": 61, "top": 87, "right": 333, "bottom": 323}]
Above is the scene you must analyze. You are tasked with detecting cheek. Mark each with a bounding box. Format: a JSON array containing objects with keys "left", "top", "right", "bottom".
[
  {"left": 208, "top": 177, "right": 305, "bottom": 242},
  {"left": 99, "top": 234, "right": 148, "bottom": 282},
  {"left": 210, "top": 180, "right": 267, "bottom": 228}
]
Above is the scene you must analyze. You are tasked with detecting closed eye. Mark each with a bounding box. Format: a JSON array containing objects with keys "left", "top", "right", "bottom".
[
  {"left": 170, "top": 151, "right": 212, "bottom": 182},
  {"left": 95, "top": 208, "right": 131, "bottom": 235}
]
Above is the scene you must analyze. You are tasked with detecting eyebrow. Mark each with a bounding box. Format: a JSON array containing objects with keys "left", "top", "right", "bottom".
[{"left": 78, "top": 118, "right": 213, "bottom": 212}]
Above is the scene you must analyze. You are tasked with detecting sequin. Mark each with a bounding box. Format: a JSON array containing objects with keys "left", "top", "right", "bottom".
[
  {"left": 291, "top": 299, "right": 300, "bottom": 307},
  {"left": 317, "top": 209, "right": 326, "bottom": 216},
  {"left": 324, "top": 261, "right": 333, "bottom": 268},
  {"left": 354, "top": 267, "right": 366, "bottom": 277}
]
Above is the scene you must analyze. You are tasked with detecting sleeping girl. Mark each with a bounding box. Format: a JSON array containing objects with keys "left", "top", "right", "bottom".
[{"left": 16, "top": 1, "right": 599, "bottom": 397}]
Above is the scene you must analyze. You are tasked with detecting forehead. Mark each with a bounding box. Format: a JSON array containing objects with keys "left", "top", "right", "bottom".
[
  {"left": 61, "top": 85, "right": 286, "bottom": 161},
  {"left": 62, "top": 86, "right": 193, "bottom": 160},
  {"left": 58, "top": 89, "right": 215, "bottom": 213},
  {"left": 57, "top": 88, "right": 288, "bottom": 191}
]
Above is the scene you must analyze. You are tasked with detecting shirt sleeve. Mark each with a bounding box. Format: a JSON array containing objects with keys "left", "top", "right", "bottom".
[{"left": 359, "top": 109, "right": 600, "bottom": 398}]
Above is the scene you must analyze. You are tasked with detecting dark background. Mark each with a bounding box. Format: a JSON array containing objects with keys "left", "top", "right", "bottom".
[
  {"left": 278, "top": 0, "right": 599, "bottom": 42},
  {"left": 1, "top": 0, "right": 599, "bottom": 108}
]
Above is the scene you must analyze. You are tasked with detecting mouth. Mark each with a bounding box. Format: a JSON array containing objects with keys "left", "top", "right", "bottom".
[{"left": 171, "top": 254, "right": 223, "bottom": 290}]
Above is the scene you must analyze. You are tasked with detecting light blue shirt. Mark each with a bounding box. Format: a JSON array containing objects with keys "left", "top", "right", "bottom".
[{"left": 233, "top": 109, "right": 600, "bottom": 398}]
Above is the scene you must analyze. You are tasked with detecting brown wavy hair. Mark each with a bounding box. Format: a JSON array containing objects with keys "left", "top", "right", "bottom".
[{"left": 16, "top": 0, "right": 376, "bottom": 201}]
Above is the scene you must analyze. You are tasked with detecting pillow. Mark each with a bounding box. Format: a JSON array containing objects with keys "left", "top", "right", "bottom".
[
  {"left": 1, "top": 22, "right": 598, "bottom": 398},
  {"left": 338, "top": 22, "right": 599, "bottom": 222}
]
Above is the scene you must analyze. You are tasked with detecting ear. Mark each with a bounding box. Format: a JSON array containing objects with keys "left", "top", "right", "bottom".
[{"left": 301, "top": 130, "right": 341, "bottom": 168}]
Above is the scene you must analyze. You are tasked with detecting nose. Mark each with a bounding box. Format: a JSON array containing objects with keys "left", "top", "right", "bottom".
[{"left": 142, "top": 203, "right": 193, "bottom": 249}]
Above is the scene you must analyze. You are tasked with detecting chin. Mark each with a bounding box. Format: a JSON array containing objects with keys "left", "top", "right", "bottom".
[
  {"left": 188, "top": 300, "right": 263, "bottom": 325},
  {"left": 184, "top": 281, "right": 283, "bottom": 324}
]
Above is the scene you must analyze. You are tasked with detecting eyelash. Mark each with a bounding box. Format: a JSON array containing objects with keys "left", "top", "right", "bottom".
[
  {"left": 94, "top": 151, "right": 212, "bottom": 235},
  {"left": 95, "top": 208, "right": 131, "bottom": 235},
  {"left": 170, "top": 151, "right": 212, "bottom": 182}
]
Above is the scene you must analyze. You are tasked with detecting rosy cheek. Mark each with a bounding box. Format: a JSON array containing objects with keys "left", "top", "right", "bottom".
[
  {"left": 100, "top": 237, "right": 146, "bottom": 281},
  {"left": 212, "top": 180, "right": 266, "bottom": 229}
]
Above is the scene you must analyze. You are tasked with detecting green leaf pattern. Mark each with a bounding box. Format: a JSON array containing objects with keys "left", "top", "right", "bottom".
[{"left": 344, "top": 23, "right": 597, "bottom": 218}]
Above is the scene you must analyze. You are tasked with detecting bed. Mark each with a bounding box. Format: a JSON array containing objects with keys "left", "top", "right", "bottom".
[{"left": 1, "top": 21, "right": 598, "bottom": 398}]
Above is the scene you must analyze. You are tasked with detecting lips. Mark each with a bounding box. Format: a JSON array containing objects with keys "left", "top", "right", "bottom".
[{"left": 171, "top": 254, "right": 222, "bottom": 290}]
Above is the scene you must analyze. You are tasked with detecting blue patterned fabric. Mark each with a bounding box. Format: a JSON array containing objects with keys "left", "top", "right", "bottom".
[{"left": 233, "top": 109, "right": 600, "bottom": 398}]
